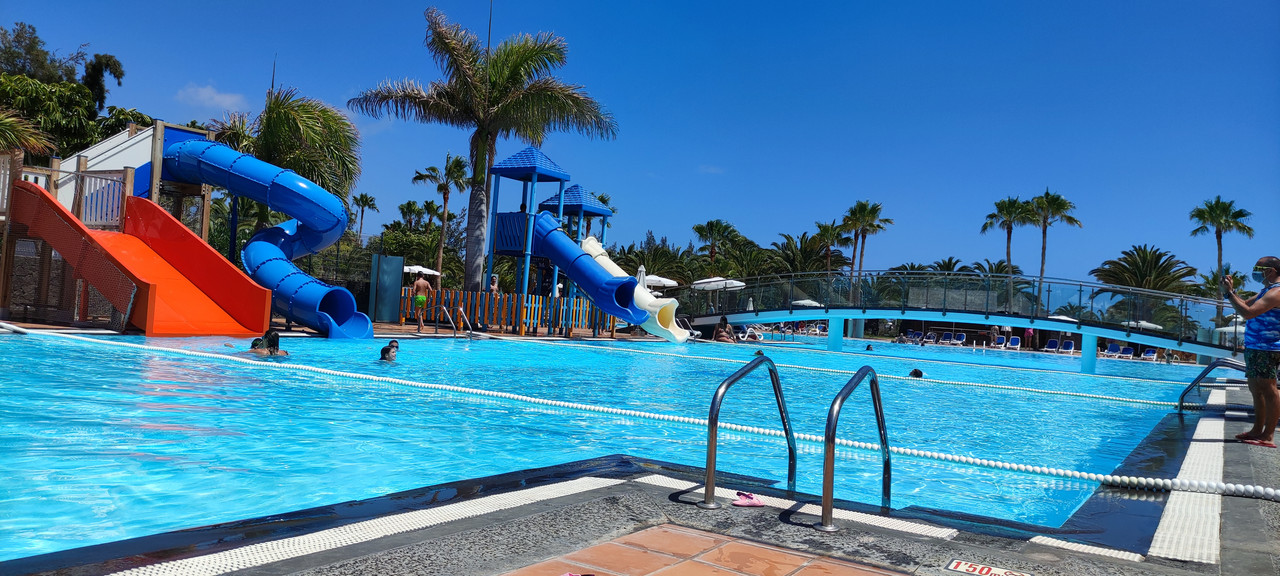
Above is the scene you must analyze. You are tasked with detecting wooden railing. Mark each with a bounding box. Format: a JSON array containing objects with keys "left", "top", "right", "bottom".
[{"left": 399, "top": 288, "right": 616, "bottom": 336}]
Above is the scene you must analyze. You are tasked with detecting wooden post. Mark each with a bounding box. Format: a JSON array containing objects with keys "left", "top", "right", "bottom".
[
  {"left": 149, "top": 121, "right": 165, "bottom": 200},
  {"left": 72, "top": 156, "right": 88, "bottom": 219},
  {"left": 48, "top": 156, "right": 62, "bottom": 200},
  {"left": 199, "top": 184, "right": 212, "bottom": 241},
  {"left": 0, "top": 150, "right": 25, "bottom": 311},
  {"left": 120, "top": 168, "right": 135, "bottom": 230}
]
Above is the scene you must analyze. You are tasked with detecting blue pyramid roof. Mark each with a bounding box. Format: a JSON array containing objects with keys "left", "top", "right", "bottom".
[
  {"left": 537, "top": 184, "right": 613, "bottom": 218},
  {"left": 489, "top": 147, "right": 571, "bottom": 182}
]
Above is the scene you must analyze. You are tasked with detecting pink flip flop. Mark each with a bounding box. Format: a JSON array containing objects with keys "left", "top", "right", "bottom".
[
  {"left": 732, "top": 491, "right": 764, "bottom": 507},
  {"left": 1243, "top": 439, "right": 1278, "bottom": 448}
]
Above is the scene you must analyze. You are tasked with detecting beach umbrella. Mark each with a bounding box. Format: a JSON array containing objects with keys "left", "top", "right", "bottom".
[
  {"left": 792, "top": 299, "right": 823, "bottom": 307},
  {"left": 644, "top": 274, "right": 678, "bottom": 288},
  {"left": 1122, "top": 320, "right": 1163, "bottom": 330},
  {"left": 747, "top": 297, "right": 754, "bottom": 311},
  {"left": 403, "top": 265, "right": 440, "bottom": 276},
  {"left": 1048, "top": 314, "right": 1077, "bottom": 322},
  {"left": 692, "top": 277, "right": 746, "bottom": 291}
]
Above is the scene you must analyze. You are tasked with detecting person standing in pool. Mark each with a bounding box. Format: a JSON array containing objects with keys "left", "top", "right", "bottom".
[
  {"left": 411, "top": 272, "right": 434, "bottom": 333},
  {"left": 380, "top": 339, "right": 399, "bottom": 361},
  {"left": 1223, "top": 256, "right": 1280, "bottom": 447},
  {"left": 248, "top": 330, "right": 288, "bottom": 356}
]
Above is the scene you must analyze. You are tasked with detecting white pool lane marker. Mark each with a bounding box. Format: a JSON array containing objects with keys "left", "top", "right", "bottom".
[
  {"left": 1147, "top": 389, "right": 1226, "bottom": 564},
  {"left": 106, "top": 476, "right": 624, "bottom": 576},
  {"left": 1029, "top": 536, "right": 1145, "bottom": 562},
  {"left": 633, "top": 474, "right": 959, "bottom": 540}
]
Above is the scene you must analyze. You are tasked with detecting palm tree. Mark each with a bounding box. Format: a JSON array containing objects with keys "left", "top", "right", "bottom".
[
  {"left": 769, "top": 232, "right": 828, "bottom": 275},
  {"left": 814, "top": 219, "right": 852, "bottom": 273},
  {"left": 347, "top": 8, "right": 617, "bottom": 290},
  {"left": 843, "top": 201, "right": 893, "bottom": 305},
  {"left": 929, "top": 257, "right": 972, "bottom": 273},
  {"left": 1190, "top": 196, "right": 1254, "bottom": 301},
  {"left": 584, "top": 192, "right": 616, "bottom": 238},
  {"left": 397, "top": 200, "right": 425, "bottom": 231},
  {"left": 208, "top": 88, "right": 361, "bottom": 230},
  {"left": 692, "top": 219, "right": 736, "bottom": 264},
  {"left": 413, "top": 152, "right": 469, "bottom": 287},
  {"left": 980, "top": 196, "right": 1034, "bottom": 312},
  {"left": 80, "top": 54, "right": 125, "bottom": 112},
  {"left": 1029, "top": 189, "right": 1082, "bottom": 308},
  {"left": 351, "top": 193, "right": 379, "bottom": 241},
  {"left": 0, "top": 107, "right": 54, "bottom": 155},
  {"left": 1090, "top": 244, "right": 1197, "bottom": 293}
]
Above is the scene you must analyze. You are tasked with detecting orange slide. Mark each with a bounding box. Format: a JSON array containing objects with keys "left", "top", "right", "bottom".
[{"left": 8, "top": 181, "right": 270, "bottom": 337}]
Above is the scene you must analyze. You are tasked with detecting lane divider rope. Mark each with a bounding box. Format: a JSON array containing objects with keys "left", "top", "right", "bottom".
[
  {"left": 7, "top": 325, "right": 1267, "bottom": 503},
  {"left": 487, "top": 335, "right": 1204, "bottom": 410}
]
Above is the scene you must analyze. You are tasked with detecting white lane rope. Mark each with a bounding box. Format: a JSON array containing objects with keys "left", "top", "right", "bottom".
[
  {"left": 4, "top": 324, "right": 1270, "bottom": 503},
  {"left": 486, "top": 335, "right": 1205, "bottom": 410}
]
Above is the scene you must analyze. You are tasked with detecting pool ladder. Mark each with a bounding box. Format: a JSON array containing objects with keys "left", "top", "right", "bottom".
[
  {"left": 429, "top": 306, "right": 478, "bottom": 339},
  {"left": 1177, "top": 357, "right": 1247, "bottom": 412},
  {"left": 698, "top": 355, "right": 892, "bottom": 532}
]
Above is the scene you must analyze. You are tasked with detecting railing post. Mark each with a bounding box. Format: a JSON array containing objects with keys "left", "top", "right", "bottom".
[{"left": 120, "top": 168, "right": 134, "bottom": 230}]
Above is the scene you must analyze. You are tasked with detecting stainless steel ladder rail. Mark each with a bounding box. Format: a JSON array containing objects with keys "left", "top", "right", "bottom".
[
  {"left": 1178, "top": 357, "right": 1248, "bottom": 412},
  {"left": 428, "top": 305, "right": 459, "bottom": 336},
  {"left": 817, "top": 365, "right": 891, "bottom": 532},
  {"left": 697, "top": 355, "right": 799, "bottom": 509},
  {"left": 453, "top": 307, "right": 476, "bottom": 338}
]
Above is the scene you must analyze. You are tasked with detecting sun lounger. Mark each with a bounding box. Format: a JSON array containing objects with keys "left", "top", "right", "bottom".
[
  {"left": 924, "top": 332, "right": 937, "bottom": 343},
  {"left": 1006, "top": 336, "right": 1021, "bottom": 350},
  {"left": 1118, "top": 346, "right": 1135, "bottom": 359},
  {"left": 1140, "top": 348, "right": 1157, "bottom": 361},
  {"left": 951, "top": 333, "right": 966, "bottom": 346},
  {"left": 990, "top": 335, "right": 1006, "bottom": 348},
  {"left": 1101, "top": 343, "right": 1121, "bottom": 357},
  {"left": 1042, "top": 338, "right": 1059, "bottom": 352},
  {"left": 939, "top": 332, "right": 953, "bottom": 345},
  {"left": 1058, "top": 340, "right": 1075, "bottom": 354}
]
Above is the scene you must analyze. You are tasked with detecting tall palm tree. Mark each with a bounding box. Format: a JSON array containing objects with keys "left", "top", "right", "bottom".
[
  {"left": 413, "top": 152, "right": 469, "bottom": 287},
  {"left": 692, "top": 219, "right": 736, "bottom": 264},
  {"left": 208, "top": 88, "right": 361, "bottom": 230},
  {"left": 584, "top": 192, "right": 616, "bottom": 238},
  {"left": 1190, "top": 196, "right": 1254, "bottom": 301},
  {"left": 1090, "top": 244, "right": 1197, "bottom": 293},
  {"left": 347, "top": 8, "right": 617, "bottom": 290},
  {"left": 1029, "top": 189, "right": 1082, "bottom": 308},
  {"left": 397, "top": 200, "right": 425, "bottom": 230},
  {"left": 351, "top": 193, "right": 379, "bottom": 241},
  {"left": 929, "top": 257, "right": 972, "bottom": 273},
  {"left": 980, "top": 196, "right": 1034, "bottom": 312},
  {"left": 80, "top": 53, "right": 125, "bottom": 112},
  {"left": 0, "top": 107, "right": 54, "bottom": 155},
  {"left": 843, "top": 201, "right": 893, "bottom": 305}
]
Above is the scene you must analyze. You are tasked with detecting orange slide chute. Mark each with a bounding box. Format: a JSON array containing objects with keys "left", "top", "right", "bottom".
[{"left": 8, "top": 181, "right": 270, "bottom": 336}]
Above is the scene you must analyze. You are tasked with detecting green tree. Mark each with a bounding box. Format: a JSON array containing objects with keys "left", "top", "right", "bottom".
[
  {"left": 96, "top": 105, "right": 152, "bottom": 135},
  {"left": 585, "top": 192, "right": 615, "bottom": 238},
  {"left": 814, "top": 219, "right": 852, "bottom": 273},
  {"left": 412, "top": 152, "right": 468, "bottom": 287},
  {"left": 1189, "top": 195, "right": 1254, "bottom": 301},
  {"left": 980, "top": 196, "right": 1034, "bottom": 312},
  {"left": 80, "top": 53, "right": 124, "bottom": 111},
  {"left": 1028, "top": 189, "right": 1082, "bottom": 308},
  {"left": 351, "top": 193, "right": 379, "bottom": 240},
  {"left": 397, "top": 200, "right": 425, "bottom": 231},
  {"left": 0, "top": 73, "right": 98, "bottom": 157},
  {"left": 0, "top": 106, "right": 53, "bottom": 155},
  {"left": 929, "top": 257, "right": 973, "bottom": 273},
  {"left": 347, "top": 8, "right": 617, "bottom": 290},
  {"left": 208, "top": 88, "right": 361, "bottom": 230},
  {"left": 692, "top": 219, "right": 736, "bottom": 264},
  {"left": 0, "top": 23, "right": 82, "bottom": 83},
  {"left": 769, "top": 232, "right": 828, "bottom": 275},
  {"left": 1090, "top": 244, "right": 1197, "bottom": 293}
]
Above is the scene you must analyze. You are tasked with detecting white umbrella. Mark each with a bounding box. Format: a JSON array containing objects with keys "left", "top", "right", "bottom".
[
  {"left": 1214, "top": 325, "right": 1244, "bottom": 334},
  {"left": 403, "top": 265, "right": 440, "bottom": 276},
  {"left": 636, "top": 265, "right": 647, "bottom": 290},
  {"left": 1122, "top": 320, "right": 1163, "bottom": 330},
  {"left": 747, "top": 297, "right": 754, "bottom": 311},
  {"left": 644, "top": 274, "right": 678, "bottom": 288},
  {"left": 1047, "top": 315, "right": 1077, "bottom": 322},
  {"left": 792, "top": 299, "right": 823, "bottom": 307},
  {"left": 691, "top": 277, "right": 745, "bottom": 291}
]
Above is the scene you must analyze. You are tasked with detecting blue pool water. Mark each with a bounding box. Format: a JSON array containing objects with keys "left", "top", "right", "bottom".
[{"left": 0, "top": 333, "right": 1213, "bottom": 561}]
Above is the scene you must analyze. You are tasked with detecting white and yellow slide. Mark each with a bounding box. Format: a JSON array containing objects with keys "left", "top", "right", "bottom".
[{"left": 580, "top": 237, "right": 689, "bottom": 343}]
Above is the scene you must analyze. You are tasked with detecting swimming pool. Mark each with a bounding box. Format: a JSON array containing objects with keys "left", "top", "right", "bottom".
[{"left": 0, "top": 332, "right": 1214, "bottom": 561}]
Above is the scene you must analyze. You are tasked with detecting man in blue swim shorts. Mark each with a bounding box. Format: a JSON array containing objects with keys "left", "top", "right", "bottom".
[{"left": 1224, "top": 256, "right": 1280, "bottom": 447}]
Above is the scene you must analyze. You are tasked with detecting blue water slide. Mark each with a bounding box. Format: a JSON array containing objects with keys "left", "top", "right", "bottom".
[
  {"left": 530, "top": 212, "right": 649, "bottom": 326},
  {"left": 162, "top": 140, "right": 373, "bottom": 338}
]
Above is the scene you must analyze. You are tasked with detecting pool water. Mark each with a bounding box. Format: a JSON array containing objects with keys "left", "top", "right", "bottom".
[{"left": 0, "top": 333, "right": 1213, "bottom": 561}]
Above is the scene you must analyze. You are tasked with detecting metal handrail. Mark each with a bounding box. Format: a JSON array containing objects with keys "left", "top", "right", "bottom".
[
  {"left": 675, "top": 317, "right": 701, "bottom": 340},
  {"left": 1178, "top": 357, "right": 1248, "bottom": 412},
  {"left": 453, "top": 307, "right": 476, "bottom": 337},
  {"left": 698, "top": 355, "right": 798, "bottom": 509},
  {"left": 429, "top": 305, "right": 459, "bottom": 336},
  {"left": 817, "top": 365, "right": 891, "bottom": 532}
]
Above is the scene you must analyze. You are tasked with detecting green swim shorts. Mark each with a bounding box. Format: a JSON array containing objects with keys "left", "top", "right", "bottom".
[
  {"left": 1244, "top": 349, "right": 1280, "bottom": 380},
  {"left": 414, "top": 294, "right": 427, "bottom": 308}
]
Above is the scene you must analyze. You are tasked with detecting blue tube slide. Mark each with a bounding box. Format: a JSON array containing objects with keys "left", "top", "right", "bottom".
[
  {"left": 162, "top": 140, "right": 373, "bottom": 339},
  {"left": 530, "top": 212, "right": 649, "bottom": 326}
]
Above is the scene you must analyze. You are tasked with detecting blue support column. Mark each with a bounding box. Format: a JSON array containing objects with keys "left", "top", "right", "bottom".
[
  {"left": 851, "top": 319, "right": 865, "bottom": 338},
  {"left": 1080, "top": 333, "right": 1098, "bottom": 374},
  {"left": 828, "top": 319, "right": 844, "bottom": 351},
  {"left": 600, "top": 216, "right": 609, "bottom": 245},
  {"left": 484, "top": 177, "right": 502, "bottom": 291},
  {"left": 553, "top": 182, "right": 566, "bottom": 334},
  {"left": 519, "top": 177, "right": 540, "bottom": 331},
  {"left": 228, "top": 195, "right": 239, "bottom": 264}
]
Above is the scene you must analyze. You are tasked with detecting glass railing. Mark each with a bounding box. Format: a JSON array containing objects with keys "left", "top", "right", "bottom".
[{"left": 665, "top": 271, "right": 1239, "bottom": 351}]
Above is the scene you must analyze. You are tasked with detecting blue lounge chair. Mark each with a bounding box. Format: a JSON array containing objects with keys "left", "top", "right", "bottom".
[
  {"left": 990, "top": 335, "right": 1006, "bottom": 348},
  {"left": 1140, "top": 348, "right": 1157, "bottom": 361},
  {"left": 1042, "top": 338, "right": 1059, "bottom": 352},
  {"left": 1006, "top": 336, "right": 1021, "bottom": 350},
  {"left": 1058, "top": 340, "right": 1076, "bottom": 354},
  {"left": 952, "top": 333, "right": 967, "bottom": 346},
  {"left": 924, "top": 332, "right": 937, "bottom": 343},
  {"left": 939, "top": 332, "right": 954, "bottom": 345},
  {"left": 1101, "top": 343, "right": 1121, "bottom": 357},
  {"left": 1118, "top": 346, "right": 1135, "bottom": 359}
]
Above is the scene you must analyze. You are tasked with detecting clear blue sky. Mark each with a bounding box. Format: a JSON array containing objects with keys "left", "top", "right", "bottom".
[{"left": 5, "top": 1, "right": 1278, "bottom": 283}]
